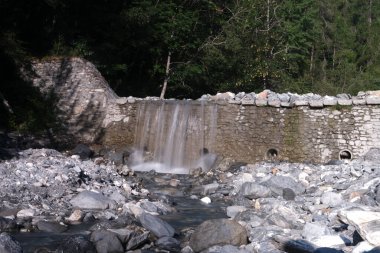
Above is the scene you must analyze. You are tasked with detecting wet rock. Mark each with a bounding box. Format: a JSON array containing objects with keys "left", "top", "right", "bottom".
[
  {"left": 138, "top": 212, "right": 175, "bottom": 238},
  {"left": 239, "top": 182, "right": 271, "bottom": 199},
  {"left": 106, "top": 150, "right": 126, "bottom": 166},
  {"left": 126, "top": 231, "right": 150, "bottom": 250},
  {"left": 0, "top": 233, "right": 22, "bottom": 253},
  {"left": 90, "top": 230, "right": 124, "bottom": 253},
  {"left": 36, "top": 220, "right": 68, "bottom": 233},
  {"left": 109, "top": 191, "right": 127, "bottom": 205},
  {"left": 155, "top": 236, "right": 180, "bottom": 251},
  {"left": 283, "top": 188, "right": 296, "bottom": 200},
  {"left": 189, "top": 218, "right": 248, "bottom": 252},
  {"left": 313, "top": 248, "right": 345, "bottom": 253},
  {"left": 0, "top": 217, "right": 17, "bottom": 232},
  {"left": 226, "top": 206, "right": 247, "bottom": 219},
  {"left": 56, "top": 235, "right": 96, "bottom": 253},
  {"left": 72, "top": 144, "right": 93, "bottom": 159},
  {"left": 202, "top": 183, "right": 219, "bottom": 195},
  {"left": 70, "top": 190, "right": 115, "bottom": 210},
  {"left": 277, "top": 238, "right": 315, "bottom": 253},
  {"left": 107, "top": 228, "right": 133, "bottom": 244}
]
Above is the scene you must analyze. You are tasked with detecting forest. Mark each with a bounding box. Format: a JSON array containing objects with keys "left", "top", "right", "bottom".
[{"left": 1, "top": 0, "right": 380, "bottom": 130}]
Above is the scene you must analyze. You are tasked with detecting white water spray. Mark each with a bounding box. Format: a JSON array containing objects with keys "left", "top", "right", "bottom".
[{"left": 130, "top": 100, "right": 218, "bottom": 174}]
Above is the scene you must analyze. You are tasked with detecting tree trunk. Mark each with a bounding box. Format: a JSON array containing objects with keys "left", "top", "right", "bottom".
[
  {"left": 160, "top": 51, "right": 171, "bottom": 99},
  {"left": 0, "top": 92, "right": 13, "bottom": 114}
]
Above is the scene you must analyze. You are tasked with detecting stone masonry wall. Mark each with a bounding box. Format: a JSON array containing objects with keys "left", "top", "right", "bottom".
[
  {"left": 27, "top": 58, "right": 380, "bottom": 163},
  {"left": 214, "top": 104, "right": 380, "bottom": 163}
]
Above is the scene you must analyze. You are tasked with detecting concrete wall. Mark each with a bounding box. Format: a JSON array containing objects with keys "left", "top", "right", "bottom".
[{"left": 27, "top": 58, "right": 380, "bottom": 163}]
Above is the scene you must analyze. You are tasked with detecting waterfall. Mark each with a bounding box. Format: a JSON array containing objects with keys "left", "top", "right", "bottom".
[{"left": 131, "top": 100, "right": 218, "bottom": 174}]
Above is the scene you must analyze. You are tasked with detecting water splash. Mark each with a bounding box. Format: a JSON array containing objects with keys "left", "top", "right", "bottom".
[{"left": 130, "top": 100, "right": 218, "bottom": 174}]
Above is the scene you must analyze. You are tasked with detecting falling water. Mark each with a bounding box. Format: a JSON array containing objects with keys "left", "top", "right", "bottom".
[{"left": 130, "top": 100, "right": 218, "bottom": 174}]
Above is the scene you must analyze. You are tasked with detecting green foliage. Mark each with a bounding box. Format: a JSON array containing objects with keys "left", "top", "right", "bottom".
[{"left": 1, "top": 0, "right": 380, "bottom": 117}]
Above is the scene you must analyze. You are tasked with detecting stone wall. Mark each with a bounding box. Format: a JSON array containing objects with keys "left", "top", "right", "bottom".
[
  {"left": 27, "top": 58, "right": 380, "bottom": 163},
  {"left": 214, "top": 104, "right": 380, "bottom": 163},
  {"left": 99, "top": 101, "right": 380, "bottom": 164}
]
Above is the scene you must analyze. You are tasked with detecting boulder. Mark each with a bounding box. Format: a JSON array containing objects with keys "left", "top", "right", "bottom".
[
  {"left": 189, "top": 218, "right": 248, "bottom": 252},
  {"left": 239, "top": 182, "right": 271, "bottom": 199},
  {"left": 302, "top": 222, "right": 331, "bottom": 241},
  {"left": 138, "top": 212, "right": 175, "bottom": 238},
  {"left": 262, "top": 176, "right": 305, "bottom": 196},
  {"left": 126, "top": 231, "right": 150, "bottom": 250},
  {"left": 72, "top": 144, "right": 93, "bottom": 159},
  {"left": 0, "top": 217, "right": 17, "bottom": 232},
  {"left": 0, "top": 233, "right": 22, "bottom": 253},
  {"left": 70, "top": 190, "right": 115, "bottom": 210},
  {"left": 155, "top": 236, "right": 180, "bottom": 251},
  {"left": 90, "top": 230, "right": 124, "bottom": 253},
  {"left": 56, "top": 235, "right": 95, "bottom": 253},
  {"left": 338, "top": 210, "right": 380, "bottom": 246},
  {"left": 321, "top": 192, "right": 344, "bottom": 207},
  {"left": 226, "top": 206, "right": 247, "bottom": 219},
  {"left": 37, "top": 220, "right": 68, "bottom": 233}
]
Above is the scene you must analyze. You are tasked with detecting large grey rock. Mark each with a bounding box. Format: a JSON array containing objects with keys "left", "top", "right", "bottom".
[
  {"left": 205, "top": 245, "right": 251, "bottom": 253},
  {"left": 309, "top": 100, "right": 324, "bottom": 108},
  {"left": 0, "top": 233, "right": 22, "bottom": 253},
  {"left": 56, "top": 235, "right": 95, "bottom": 253},
  {"left": 70, "top": 190, "right": 115, "bottom": 210},
  {"left": 262, "top": 176, "right": 305, "bottom": 196},
  {"left": 226, "top": 206, "right": 247, "bottom": 219},
  {"left": 239, "top": 182, "right": 271, "bottom": 199},
  {"left": 155, "top": 236, "right": 180, "bottom": 251},
  {"left": 90, "top": 230, "right": 124, "bottom": 253},
  {"left": 323, "top": 96, "right": 338, "bottom": 106},
  {"left": 37, "top": 220, "right": 67, "bottom": 233},
  {"left": 138, "top": 212, "right": 175, "bottom": 238},
  {"left": 189, "top": 218, "right": 248, "bottom": 252},
  {"left": 72, "top": 144, "right": 93, "bottom": 159},
  {"left": 310, "top": 235, "right": 350, "bottom": 248},
  {"left": 126, "top": 231, "right": 150, "bottom": 250},
  {"left": 302, "top": 222, "right": 331, "bottom": 241},
  {"left": 320, "top": 192, "right": 343, "bottom": 207},
  {"left": 0, "top": 218, "right": 17, "bottom": 232},
  {"left": 339, "top": 210, "right": 380, "bottom": 246}
]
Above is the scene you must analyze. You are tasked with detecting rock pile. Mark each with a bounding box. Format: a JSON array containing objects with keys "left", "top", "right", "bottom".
[
  {"left": 199, "top": 90, "right": 380, "bottom": 108},
  {"left": 1, "top": 147, "right": 380, "bottom": 252}
]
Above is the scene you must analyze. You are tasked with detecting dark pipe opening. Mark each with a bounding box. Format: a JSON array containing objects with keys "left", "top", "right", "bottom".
[
  {"left": 267, "top": 149, "right": 278, "bottom": 159},
  {"left": 339, "top": 150, "right": 352, "bottom": 160}
]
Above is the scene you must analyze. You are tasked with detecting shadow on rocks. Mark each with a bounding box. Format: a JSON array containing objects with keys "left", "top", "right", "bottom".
[{"left": 281, "top": 239, "right": 345, "bottom": 253}]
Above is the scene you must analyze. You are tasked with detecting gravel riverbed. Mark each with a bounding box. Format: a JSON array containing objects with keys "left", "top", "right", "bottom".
[{"left": 1, "top": 148, "right": 380, "bottom": 253}]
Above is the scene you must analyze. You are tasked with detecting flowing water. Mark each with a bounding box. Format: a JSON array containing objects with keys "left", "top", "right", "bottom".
[
  {"left": 11, "top": 101, "right": 223, "bottom": 251},
  {"left": 130, "top": 100, "right": 218, "bottom": 174}
]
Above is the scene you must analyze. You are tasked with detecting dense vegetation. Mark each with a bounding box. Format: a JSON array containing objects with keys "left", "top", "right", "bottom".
[{"left": 1, "top": 0, "right": 380, "bottom": 130}]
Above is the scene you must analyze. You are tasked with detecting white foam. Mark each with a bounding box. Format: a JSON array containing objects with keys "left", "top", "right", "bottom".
[{"left": 131, "top": 162, "right": 189, "bottom": 174}]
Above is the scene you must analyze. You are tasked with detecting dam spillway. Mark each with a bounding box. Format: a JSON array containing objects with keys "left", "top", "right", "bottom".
[{"left": 130, "top": 101, "right": 218, "bottom": 173}]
